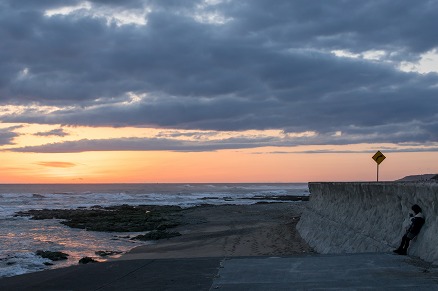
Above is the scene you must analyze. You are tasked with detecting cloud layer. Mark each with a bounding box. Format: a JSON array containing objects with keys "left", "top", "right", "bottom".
[
  {"left": 1, "top": 0, "right": 437, "bottom": 150},
  {"left": 0, "top": 126, "right": 20, "bottom": 146}
]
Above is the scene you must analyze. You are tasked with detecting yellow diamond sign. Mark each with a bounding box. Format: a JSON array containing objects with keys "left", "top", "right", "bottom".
[{"left": 372, "top": 151, "right": 386, "bottom": 165}]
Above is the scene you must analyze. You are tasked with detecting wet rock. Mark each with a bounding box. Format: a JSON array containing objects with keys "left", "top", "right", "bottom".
[
  {"left": 245, "top": 195, "right": 310, "bottom": 202},
  {"left": 15, "top": 205, "right": 183, "bottom": 232},
  {"left": 79, "top": 257, "right": 98, "bottom": 264},
  {"left": 32, "top": 194, "right": 45, "bottom": 198},
  {"left": 95, "top": 250, "right": 123, "bottom": 257},
  {"left": 156, "top": 222, "right": 180, "bottom": 230},
  {"left": 91, "top": 205, "right": 103, "bottom": 209},
  {"left": 36, "top": 250, "right": 69, "bottom": 261},
  {"left": 131, "top": 230, "right": 181, "bottom": 241}
]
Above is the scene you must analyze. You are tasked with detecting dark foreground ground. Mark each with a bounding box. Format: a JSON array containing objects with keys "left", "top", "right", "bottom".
[{"left": 0, "top": 253, "right": 437, "bottom": 290}]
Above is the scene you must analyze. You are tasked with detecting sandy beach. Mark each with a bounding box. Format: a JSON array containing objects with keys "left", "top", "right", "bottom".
[{"left": 120, "top": 202, "right": 314, "bottom": 260}]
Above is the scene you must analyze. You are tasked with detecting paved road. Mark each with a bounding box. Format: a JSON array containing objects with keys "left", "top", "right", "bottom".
[{"left": 0, "top": 253, "right": 437, "bottom": 290}]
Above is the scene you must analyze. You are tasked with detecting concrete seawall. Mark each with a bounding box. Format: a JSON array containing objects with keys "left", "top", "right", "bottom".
[{"left": 297, "top": 182, "right": 438, "bottom": 264}]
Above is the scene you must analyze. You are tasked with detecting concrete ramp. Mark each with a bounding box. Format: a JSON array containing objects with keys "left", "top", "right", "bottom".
[{"left": 211, "top": 253, "right": 438, "bottom": 290}]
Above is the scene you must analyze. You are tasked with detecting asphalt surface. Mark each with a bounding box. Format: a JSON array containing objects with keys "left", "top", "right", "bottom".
[{"left": 0, "top": 253, "right": 437, "bottom": 290}]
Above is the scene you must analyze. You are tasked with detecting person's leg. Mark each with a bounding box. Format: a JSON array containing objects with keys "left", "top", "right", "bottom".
[
  {"left": 399, "top": 234, "right": 410, "bottom": 255},
  {"left": 394, "top": 234, "right": 409, "bottom": 254}
]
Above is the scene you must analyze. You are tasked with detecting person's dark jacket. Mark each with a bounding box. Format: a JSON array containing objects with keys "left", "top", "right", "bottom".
[{"left": 406, "top": 212, "right": 425, "bottom": 239}]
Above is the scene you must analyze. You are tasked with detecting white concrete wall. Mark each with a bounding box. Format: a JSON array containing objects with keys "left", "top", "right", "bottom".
[{"left": 296, "top": 182, "right": 438, "bottom": 264}]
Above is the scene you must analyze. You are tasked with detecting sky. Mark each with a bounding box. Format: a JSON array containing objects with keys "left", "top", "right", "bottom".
[{"left": 0, "top": 0, "right": 437, "bottom": 183}]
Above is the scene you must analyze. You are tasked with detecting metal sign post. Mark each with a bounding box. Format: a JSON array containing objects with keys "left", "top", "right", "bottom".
[
  {"left": 372, "top": 150, "right": 386, "bottom": 181},
  {"left": 377, "top": 164, "right": 379, "bottom": 182}
]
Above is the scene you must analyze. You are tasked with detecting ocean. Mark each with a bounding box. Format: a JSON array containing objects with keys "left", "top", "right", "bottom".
[{"left": 0, "top": 183, "right": 308, "bottom": 278}]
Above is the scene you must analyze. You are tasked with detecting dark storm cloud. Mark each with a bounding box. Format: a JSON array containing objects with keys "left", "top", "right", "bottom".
[
  {"left": 1, "top": 0, "right": 438, "bottom": 148},
  {"left": 227, "top": 0, "right": 438, "bottom": 56},
  {"left": 0, "top": 126, "right": 21, "bottom": 146}
]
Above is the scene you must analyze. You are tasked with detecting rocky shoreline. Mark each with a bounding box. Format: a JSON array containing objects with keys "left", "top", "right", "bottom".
[
  {"left": 15, "top": 195, "right": 308, "bottom": 235},
  {"left": 15, "top": 199, "right": 310, "bottom": 265},
  {"left": 15, "top": 205, "right": 187, "bottom": 264},
  {"left": 15, "top": 205, "right": 184, "bottom": 234}
]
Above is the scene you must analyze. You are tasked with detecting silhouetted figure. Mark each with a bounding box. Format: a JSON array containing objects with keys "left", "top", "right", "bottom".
[{"left": 393, "top": 204, "right": 425, "bottom": 255}]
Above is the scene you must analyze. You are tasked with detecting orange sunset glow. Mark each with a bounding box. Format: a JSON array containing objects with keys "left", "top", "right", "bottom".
[{"left": 1, "top": 124, "right": 437, "bottom": 183}]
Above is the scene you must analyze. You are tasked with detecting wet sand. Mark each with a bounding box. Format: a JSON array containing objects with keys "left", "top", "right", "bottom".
[{"left": 120, "top": 202, "right": 314, "bottom": 260}]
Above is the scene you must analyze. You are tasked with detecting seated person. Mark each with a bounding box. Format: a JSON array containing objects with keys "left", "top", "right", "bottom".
[{"left": 393, "top": 204, "right": 425, "bottom": 255}]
